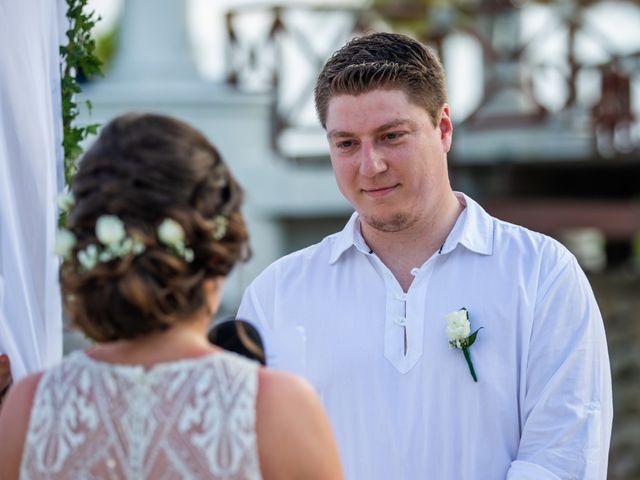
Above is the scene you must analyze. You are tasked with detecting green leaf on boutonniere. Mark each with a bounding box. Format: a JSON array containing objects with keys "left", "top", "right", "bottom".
[{"left": 466, "top": 327, "right": 484, "bottom": 348}]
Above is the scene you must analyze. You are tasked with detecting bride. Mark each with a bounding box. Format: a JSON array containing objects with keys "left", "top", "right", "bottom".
[{"left": 0, "top": 113, "right": 343, "bottom": 479}]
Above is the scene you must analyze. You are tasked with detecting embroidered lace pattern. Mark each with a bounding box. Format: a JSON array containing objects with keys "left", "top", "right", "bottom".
[{"left": 20, "top": 350, "right": 261, "bottom": 479}]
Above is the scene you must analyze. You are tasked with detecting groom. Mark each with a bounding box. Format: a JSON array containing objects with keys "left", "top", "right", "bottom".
[{"left": 238, "top": 32, "right": 613, "bottom": 479}]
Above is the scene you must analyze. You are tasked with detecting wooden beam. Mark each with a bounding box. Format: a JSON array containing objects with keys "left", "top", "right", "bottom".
[{"left": 483, "top": 199, "right": 640, "bottom": 240}]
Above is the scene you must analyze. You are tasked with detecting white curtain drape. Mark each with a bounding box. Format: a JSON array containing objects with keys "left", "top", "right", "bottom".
[{"left": 0, "top": 0, "right": 66, "bottom": 381}]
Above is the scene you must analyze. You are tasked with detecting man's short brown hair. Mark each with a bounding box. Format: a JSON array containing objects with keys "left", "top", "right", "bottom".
[{"left": 314, "top": 32, "right": 447, "bottom": 128}]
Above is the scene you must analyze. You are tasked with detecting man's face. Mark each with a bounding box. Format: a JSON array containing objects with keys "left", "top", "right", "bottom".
[{"left": 326, "top": 89, "right": 453, "bottom": 233}]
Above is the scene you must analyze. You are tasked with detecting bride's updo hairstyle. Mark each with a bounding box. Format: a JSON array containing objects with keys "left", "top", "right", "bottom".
[{"left": 60, "top": 113, "right": 250, "bottom": 342}]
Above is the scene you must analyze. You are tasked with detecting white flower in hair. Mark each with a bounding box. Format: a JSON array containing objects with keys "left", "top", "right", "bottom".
[
  {"left": 158, "top": 218, "right": 185, "bottom": 245},
  {"left": 212, "top": 215, "right": 228, "bottom": 240},
  {"left": 56, "top": 190, "right": 75, "bottom": 212},
  {"left": 132, "top": 240, "right": 146, "bottom": 255},
  {"left": 66, "top": 215, "right": 147, "bottom": 271},
  {"left": 78, "top": 244, "right": 99, "bottom": 271},
  {"left": 96, "top": 215, "right": 126, "bottom": 246},
  {"left": 157, "top": 218, "right": 193, "bottom": 263},
  {"left": 54, "top": 229, "right": 76, "bottom": 258}
]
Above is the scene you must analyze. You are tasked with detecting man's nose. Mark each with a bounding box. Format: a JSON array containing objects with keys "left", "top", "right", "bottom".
[{"left": 359, "top": 142, "right": 387, "bottom": 177}]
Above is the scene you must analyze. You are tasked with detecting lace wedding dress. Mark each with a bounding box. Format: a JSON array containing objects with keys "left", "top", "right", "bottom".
[{"left": 19, "top": 350, "right": 262, "bottom": 479}]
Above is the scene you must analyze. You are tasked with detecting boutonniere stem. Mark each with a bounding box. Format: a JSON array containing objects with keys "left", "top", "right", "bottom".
[
  {"left": 462, "top": 345, "right": 478, "bottom": 382},
  {"left": 444, "top": 307, "right": 483, "bottom": 382}
]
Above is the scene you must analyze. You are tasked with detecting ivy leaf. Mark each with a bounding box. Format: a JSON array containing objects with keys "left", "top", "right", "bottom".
[
  {"left": 86, "top": 123, "right": 99, "bottom": 135},
  {"left": 60, "top": 0, "right": 103, "bottom": 192}
]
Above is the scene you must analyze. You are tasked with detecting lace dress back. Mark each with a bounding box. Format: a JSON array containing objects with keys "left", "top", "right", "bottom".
[{"left": 19, "top": 350, "right": 262, "bottom": 479}]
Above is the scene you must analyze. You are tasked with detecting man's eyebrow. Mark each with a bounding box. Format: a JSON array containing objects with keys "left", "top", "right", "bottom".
[
  {"left": 374, "top": 118, "right": 413, "bottom": 133},
  {"left": 326, "top": 130, "right": 352, "bottom": 139},
  {"left": 327, "top": 118, "right": 414, "bottom": 139}
]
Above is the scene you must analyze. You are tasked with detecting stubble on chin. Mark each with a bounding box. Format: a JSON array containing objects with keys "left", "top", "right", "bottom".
[{"left": 363, "top": 211, "right": 418, "bottom": 233}]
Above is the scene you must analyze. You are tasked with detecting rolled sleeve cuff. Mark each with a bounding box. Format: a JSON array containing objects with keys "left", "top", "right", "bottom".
[{"left": 506, "top": 461, "right": 561, "bottom": 480}]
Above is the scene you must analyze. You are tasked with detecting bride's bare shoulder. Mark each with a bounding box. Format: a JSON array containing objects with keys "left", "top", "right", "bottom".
[
  {"left": 257, "top": 368, "right": 318, "bottom": 410},
  {"left": 255, "top": 368, "right": 343, "bottom": 480},
  {"left": 0, "top": 371, "right": 44, "bottom": 480}
]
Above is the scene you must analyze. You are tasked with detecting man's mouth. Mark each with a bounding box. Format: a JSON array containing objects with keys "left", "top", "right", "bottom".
[{"left": 362, "top": 185, "right": 398, "bottom": 198}]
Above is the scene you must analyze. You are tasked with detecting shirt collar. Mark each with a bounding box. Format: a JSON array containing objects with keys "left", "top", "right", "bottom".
[
  {"left": 328, "top": 192, "right": 494, "bottom": 264},
  {"left": 329, "top": 212, "right": 363, "bottom": 264},
  {"left": 439, "top": 192, "right": 494, "bottom": 256}
]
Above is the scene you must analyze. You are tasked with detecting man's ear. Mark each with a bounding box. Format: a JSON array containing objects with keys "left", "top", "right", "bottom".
[{"left": 439, "top": 104, "right": 453, "bottom": 153}]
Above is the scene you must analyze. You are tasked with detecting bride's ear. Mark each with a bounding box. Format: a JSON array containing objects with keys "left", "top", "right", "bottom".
[{"left": 203, "top": 277, "right": 225, "bottom": 317}]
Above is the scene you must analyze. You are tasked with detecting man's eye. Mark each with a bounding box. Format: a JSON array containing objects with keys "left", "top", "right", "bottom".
[
  {"left": 383, "top": 132, "right": 403, "bottom": 141},
  {"left": 336, "top": 140, "right": 354, "bottom": 149}
]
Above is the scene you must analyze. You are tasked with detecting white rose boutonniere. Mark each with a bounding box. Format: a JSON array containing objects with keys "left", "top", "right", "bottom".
[{"left": 444, "top": 307, "right": 483, "bottom": 382}]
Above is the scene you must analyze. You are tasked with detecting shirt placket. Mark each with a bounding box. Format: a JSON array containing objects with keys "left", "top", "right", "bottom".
[{"left": 366, "top": 256, "right": 436, "bottom": 374}]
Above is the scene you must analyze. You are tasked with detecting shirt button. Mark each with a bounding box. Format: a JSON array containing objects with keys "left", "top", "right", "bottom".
[
  {"left": 394, "top": 317, "right": 406, "bottom": 326},
  {"left": 410, "top": 267, "right": 420, "bottom": 276},
  {"left": 396, "top": 293, "right": 407, "bottom": 301}
]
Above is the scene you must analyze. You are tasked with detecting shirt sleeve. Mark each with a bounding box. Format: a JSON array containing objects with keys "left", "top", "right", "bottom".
[
  {"left": 237, "top": 272, "right": 309, "bottom": 376},
  {"left": 237, "top": 282, "right": 270, "bottom": 341},
  {"left": 507, "top": 253, "right": 613, "bottom": 480}
]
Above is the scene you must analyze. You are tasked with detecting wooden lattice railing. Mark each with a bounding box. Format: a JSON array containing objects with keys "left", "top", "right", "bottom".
[{"left": 224, "top": 1, "right": 640, "bottom": 160}]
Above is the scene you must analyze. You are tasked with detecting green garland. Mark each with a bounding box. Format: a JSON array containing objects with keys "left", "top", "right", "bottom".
[{"left": 60, "top": 0, "right": 102, "bottom": 188}]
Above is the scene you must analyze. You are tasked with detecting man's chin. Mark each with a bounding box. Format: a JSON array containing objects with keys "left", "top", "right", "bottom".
[{"left": 362, "top": 212, "right": 415, "bottom": 233}]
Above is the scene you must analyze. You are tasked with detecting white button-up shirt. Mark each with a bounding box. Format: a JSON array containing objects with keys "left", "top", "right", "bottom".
[{"left": 238, "top": 193, "right": 613, "bottom": 480}]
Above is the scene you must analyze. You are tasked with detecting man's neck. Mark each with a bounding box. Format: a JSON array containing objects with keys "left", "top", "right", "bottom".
[{"left": 361, "top": 193, "right": 464, "bottom": 292}]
